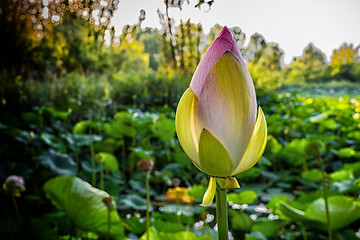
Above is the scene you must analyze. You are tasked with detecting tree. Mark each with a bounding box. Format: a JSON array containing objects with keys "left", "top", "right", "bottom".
[
  {"left": 282, "top": 43, "right": 328, "bottom": 83},
  {"left": 330, "top": 43, "right": 360, "bottom": 82},
  {"left": 0, "top": 0, "right": 119, "bottom": 78}
]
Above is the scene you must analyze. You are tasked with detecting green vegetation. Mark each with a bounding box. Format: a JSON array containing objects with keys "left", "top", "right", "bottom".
[{"left": 0, "top": 1, "right": 359, "bottom": 240}]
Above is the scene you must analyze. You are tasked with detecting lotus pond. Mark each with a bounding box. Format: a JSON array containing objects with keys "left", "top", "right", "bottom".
[{"left": 1, "top": 87, "right": 360, "bottom": 240}]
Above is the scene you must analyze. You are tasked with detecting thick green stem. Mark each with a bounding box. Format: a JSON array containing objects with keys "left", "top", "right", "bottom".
[
  {"left": 318, "top": 156, "right": 332, "bottom": 240},
  {"left": 216, "top": 184, "right": 229, "bottom": 240},
  {"left": 146, "top": 172, "right": 150, "bottom": 240}
]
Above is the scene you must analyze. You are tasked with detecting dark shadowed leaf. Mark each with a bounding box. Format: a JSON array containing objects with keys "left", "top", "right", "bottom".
[{"left": 37, "top": 149, "right": 77, "bottom": 175}]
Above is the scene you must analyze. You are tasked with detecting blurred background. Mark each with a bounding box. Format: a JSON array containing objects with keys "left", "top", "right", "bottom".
[{"left": 0, "top": 0, "right": 359, "bottom": 239}]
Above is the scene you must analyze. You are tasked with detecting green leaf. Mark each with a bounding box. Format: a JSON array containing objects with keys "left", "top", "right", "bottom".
[
  {"left": 329, "top": 169, "right": 353, "bottom": 182},
  {"left": 129, "top": 179, "right": 156, "bottom": 196},
  {"left": 263, "top": 135, "right": 282, "bottom": 158},
  {"left": 251, "top": 219, "right": 286, "bottom": 238},
  {"left": 278, "top": 202, "right": 307, "bottom": 221},
  {"left": 96, "top": 152, "right": 119, "bottom": 171},
  {"left": 292, "top": 189, "right": 338, "bottom": 211},
  {"left": 308, "top": 112, "right": 329, "bottom": 123},
  {"left": 277, "top": 138, "right": 308, "bottom": 166},
  {"left": 131, "top": 147, "right": 153, "bottom": 159},
  {"left": 319, "top": 119, "right": 338, "bottom": 131},
  {"left": 245, "top": 231, "right": 267, "bottom": 240},
  {"left": 227, "top": 190, "right": 258, "bottom": 205},
  {"left": 43, "top": 176, "right": 124, "bottom": 238},
  {"left": 301, "top": 169, "right": 323, "bottom": 182},
  {"left": 125, "top": 215, "right": 146, "bottom": 234},
  {"left": 73, "top": 120, "right": 89, "bottom": 134},
  {"left": 188, "top": 184, "right": 207, "bottom": 201},
  {"left": 152, "top": 116, "right": 175, "bottom": 141},
  {"left": 62, "top": 133, "right": 102, "bottom": 147},
  {"left": 23, "top": 112, "right": 43, "bottom": 125},
  {"left": 119, "top": 194, "right": 152, "bottom": 211},
  {"left": 229, "top": 210, "right": 253, "bottom": 232},
  {"left": 104, "top": 112, "right": 136, "bottom": 138},
  {"left": 94, "top": 138, "right": 123, "bottom": 153},
  {"left": 348, "top": 131, "right": 360, "bottom": 141},
  {"left": 37, "top": 150, "right": 77, "bottom": 175},
  {"left": 266, "top": 195, "right": 292, "bottom": 219},
  {"left": 159, "top": 204, "right": 203, "bottom": 216},
  {"left": 236, "top": 167, "right": 261, "bottom": 181},
  {"left": 40, "top": 106, "right": 72, "bottom": 120},
  {"left": 331, "top": 180, "right": 357, "bottom": 193},
  {"left": 337, "top": 147, "right": 356, "bottom": 158},
  {"left": 40, "top": 132, "right": 66, "bottom": 150},
  {"left": 140, "top": 228, "right": 214, "bottom": 240},
  {"left": 304, "top": 196, "right": 360, "bottom": 230},
  {"left": 152, "top": 220, "right": 186, "bottom": 233},
  {"left": 342, "top": 161, "right": 360, "bottom": 175}
]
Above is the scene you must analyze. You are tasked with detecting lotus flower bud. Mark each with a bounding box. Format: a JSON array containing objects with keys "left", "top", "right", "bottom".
[
  {"left": 3, "top": 175, "right": 26, "bottom": 197},
  {"left": 137, "top": 159, "right": 154, "bottom": 173},
  {"left": 175, "top": 26, "right": 267, "bottom": 206},
  {"left": 102, "top": 196, "right": 115, "bottom": 211}
]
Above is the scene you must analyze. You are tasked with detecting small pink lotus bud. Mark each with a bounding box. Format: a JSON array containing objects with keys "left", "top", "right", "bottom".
[{"left": 3, "top": 175, "right": 26, "bottom": 197}]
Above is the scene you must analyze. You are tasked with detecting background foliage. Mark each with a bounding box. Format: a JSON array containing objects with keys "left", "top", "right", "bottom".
[{"left": 0, "top": 1, "right": 359, "bottom": 239}]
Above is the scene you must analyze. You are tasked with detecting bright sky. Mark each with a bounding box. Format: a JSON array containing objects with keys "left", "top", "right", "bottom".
[{"left": 112, "top": 0, "right": 360, "bottom": 64}]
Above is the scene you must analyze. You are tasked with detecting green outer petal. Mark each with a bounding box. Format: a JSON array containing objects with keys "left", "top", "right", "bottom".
[
  {"left": 200, "top": 177, "right": 217, "bottom": 207},
  {"left": 197, "top": 52, "right": 257, "bottom": 171},
  {"left": 231, "top": 107, "right": 267, "bottom": 176},
  {"left": 216, "top": 177, "right": 240, "bottom": 189},
  {"left": 175, "top": 87, "right": 201, "bottom": 166},
  {"left": 199, "top": 128, "right": 233, "bottom": 177}
]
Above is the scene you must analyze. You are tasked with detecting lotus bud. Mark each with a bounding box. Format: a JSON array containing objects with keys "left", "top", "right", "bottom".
[
  {"left": 3, "top": 175, "right": 26, "bottom": 197},
  {"left": 175, "top": 26, "right": 267, "bottom": 206},
  {"left": 137, "top": 159, "right": 154, "bottom": 173},
  {"left": 172, "top": 178, "right": 181, "bottom": 187},
  {"left": 102, "top": 196, "right": 115, "bottom": 211}
]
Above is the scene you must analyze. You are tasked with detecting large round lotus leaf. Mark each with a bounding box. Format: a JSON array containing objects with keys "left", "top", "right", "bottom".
[
  {"left": 73, "top": 120, "right": 89, "bottom": 134},
  {"left": 227, "top": 190, "right": 258, "bottom": 205},
  {"left": 103, "top": 112, "right": 136, "bottom": 138},
  {"left": 277, "top": 138, "right": 308, "bottom": 166},
  {"left": 43, "top": 176, "right": 124, "bottom": 239},
  {"left": 329, "top": 169, "right": 354, "bottom": 182},
  {"left": 278, "top": 202, "right": 307, "bottom": 222},
  {"left": 308, "top": 112, "right": 329, "bottom": 123},
  {"left": 62, "top": 133, "right": 102, "bottom": 147},
  {"left": 251, "top": 219, "right": 286, "bottom": 238},
  {"left": 152, "top": 116, "right": 175, "bottom": 141},
  {"left": 304, "top": 196, "right": 360, "bottom": 230},
  {"left": 94, "top": 138, "right": 123, "bottom": 153},
  {"left": 263, "top": 135, "right": 282, "bottom": 158},
  {"left": 229, "top": 210, "right": 253, "bottom": 232},
  {"left": 37, "top": 149, "right": 77, "bottom": 176},
  {"left": 140, "top": 228, "right": 214, "bottom": 240},
  {"left": 301, "top": 169, "right": 323, "bottom": 182},
  {"left": 337, "top": 147, "right": 355, "bottom": 158},
  {"left": 95, "top": 152, "right": 119, "bottom": 171}
]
